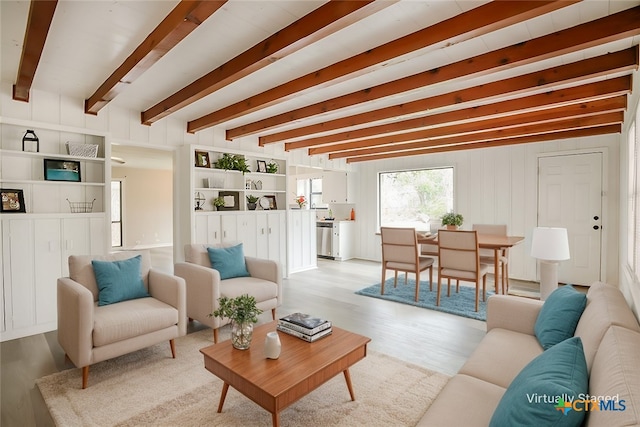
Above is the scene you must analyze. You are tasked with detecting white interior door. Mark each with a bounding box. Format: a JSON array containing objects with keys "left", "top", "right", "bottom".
[{"left": 538, "top": 152, "right": 603, "bottom": 285}]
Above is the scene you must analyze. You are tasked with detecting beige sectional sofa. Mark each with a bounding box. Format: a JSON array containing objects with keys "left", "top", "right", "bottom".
[{"left": 418, "top": 282, "right": 640, "bottom": 426}]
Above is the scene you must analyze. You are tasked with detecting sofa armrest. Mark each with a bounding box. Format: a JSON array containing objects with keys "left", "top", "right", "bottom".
[
  {"left": 174, "top": 262, "right": 221, "bottom": 327},
  {"left": 148, "top": 268, "right": 187, "bottom": 336},
  {"left": 245, "top": 256, "right": 283, "bottom": 306},
  {"left": 486, "top": 295, "right": 543, "bottom": 335},
  {"left": 57, "top": 277, "right": 95, "bottom": 368}
]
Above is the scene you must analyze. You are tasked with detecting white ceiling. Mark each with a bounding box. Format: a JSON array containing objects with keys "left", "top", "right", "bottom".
[{"left": 1, "top": 0, "right": 640, "bottom": 161}]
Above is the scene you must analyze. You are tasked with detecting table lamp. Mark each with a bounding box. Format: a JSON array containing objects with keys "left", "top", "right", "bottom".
[{"left": 530, "top": 227, "right": 570, "bottom": 301}]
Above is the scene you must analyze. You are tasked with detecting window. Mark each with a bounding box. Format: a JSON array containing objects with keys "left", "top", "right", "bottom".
[
  {"left": 295, "top": 177, "right": 328, "bottom": 209},
  {"left": 379, "top": 167, "right": 454, "bottom": 231},
  {"left": 111, "top": 180, "right": 122, "bottom": 247}
]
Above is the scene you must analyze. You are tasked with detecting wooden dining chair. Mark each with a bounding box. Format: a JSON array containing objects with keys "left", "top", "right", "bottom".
[
  {"left": 380, "top": 227, "right": 434, "bottom": 302},
  {"left": 436, "top": 230, "right": 490, "bottom": 312},
  {"left": 472, "top": 224, "right": 510, "bottom": 294}
]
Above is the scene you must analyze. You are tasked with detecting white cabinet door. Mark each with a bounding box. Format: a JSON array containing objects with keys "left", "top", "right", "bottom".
[
  {"left": 267, "top": 211, "right": 286, "bottom": 264},
  {"left": 34, "top": 219, "right": 62, "bottom": 325},
  {"left": 237, "top": 213, "right": 257, "bottom": 257},
  {"left": 62, "top": 218, "right": 91, "bottom": 277},
  {"left": 256, "top": 213, "right": 269, "bottom": 259},
  {"left": 3, "top": 219, "right": 36, "bottom": 330},
  {"left": 322, "top": 172, "right": 349, "bottom": 203},
  {"left": 220, "top": 214, "right": 238, "bottom": 243}
]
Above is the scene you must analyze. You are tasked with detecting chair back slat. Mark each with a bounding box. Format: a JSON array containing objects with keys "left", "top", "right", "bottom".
[
  {"left": 380, "top": 227, "right": 419, "bottom": 265},
  {"left": 437, "top": 230, "right": 480, "bottom": 274}
]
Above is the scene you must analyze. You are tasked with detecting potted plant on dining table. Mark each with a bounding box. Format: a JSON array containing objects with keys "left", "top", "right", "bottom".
[{"left": 441, "top": 212, "right": 464, "bottom": 229}]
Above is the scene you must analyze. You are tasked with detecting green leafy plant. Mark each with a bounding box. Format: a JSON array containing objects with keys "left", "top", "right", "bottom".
[
  {"left": 246, "top": 195, "right": 259, "bottom": 203},
  {"left": 212, "top": 196, "right": 225, "bottom": 208},
  {"left": 210, "top": 294, "right": 263, "bottom": 324},
  {"left": 213, "top": 153, "right": 250, "bottom": 174},
  {"left": 441, "top": 211, "right": 463, "bottom": 227},
  {"left": 266, "top": 161, "right": 279, "bottom": 174}
]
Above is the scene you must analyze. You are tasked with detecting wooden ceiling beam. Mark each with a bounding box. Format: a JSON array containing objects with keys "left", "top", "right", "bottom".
[
  {"left": 233, "top": 4, "right": 640, "bottom": 140},
  {"left": 284, "top": 46, "right": 639, "bottom": 151},
  {"left": 85, "top": 0, "right": 227, "bottom": 115},
  {"left": 344, "top": 125, "right": 621, "bottom": 163},
  {"left": 141, "top": 0, "right": 394, "bottom": 125},
  {"left": 313, "top": 101, "right": 625, "bottom": 156},
  {"left": 13, "top": 0, "right": 58, "bottom": 102},
  {"left": 277, "top": 76, "right": 631, "bottom": 148},
  {"left": 329, "top": 112, "right": 623, "bottom": 160},
  {"left": 186, "top": 0, "right": 574, "bottom": 133}
]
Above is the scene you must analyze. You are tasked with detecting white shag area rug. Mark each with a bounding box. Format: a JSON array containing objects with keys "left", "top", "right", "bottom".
[{"left": 37, "top": 328, "right": 449, "bottom": 426}]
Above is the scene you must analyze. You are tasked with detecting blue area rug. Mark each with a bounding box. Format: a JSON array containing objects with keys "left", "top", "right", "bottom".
[{"left": 355, "top": 278, "right": 492, "bottom": 321}]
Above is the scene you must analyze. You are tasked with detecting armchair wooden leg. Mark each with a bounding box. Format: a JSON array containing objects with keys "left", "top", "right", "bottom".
[
  {"left": 271, "top": 308, "right": 276, "bottom": 320},
  {"left": 82, "top": 366, "right": 89, "bottom": 389},
  {"left": 170, "top": 339, "right": 176, "bottom": 358},
  {"left": 213, "top": 328, "right": 219, "bottom": 344}
]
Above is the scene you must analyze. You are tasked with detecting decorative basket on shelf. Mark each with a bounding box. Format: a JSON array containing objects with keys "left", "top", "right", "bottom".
[
  {"left": 66, "top": 198, "right": 95, "bottom": 213},
  {"left": 66, "top": 142, "right": 99, "bottom": 158}
]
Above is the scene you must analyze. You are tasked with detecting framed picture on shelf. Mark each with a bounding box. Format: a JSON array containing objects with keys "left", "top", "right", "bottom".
[
  {"left": 0, "top": 189, "right": 26, "bottom": 213},
  {"left": 218, "top": 191, "right": 240, "bottom": 211},
  {"left": 265, "top": 195, "right": 277, "bottom": 210},
  {"left": 44, "top": 159, "right": 81, "bottom": 182},
  {"left": 195, "top": 150, "right": 210, "bottom": 168},
  {"left": 256, "top": 160, "right": 267, "bottom": 173}
]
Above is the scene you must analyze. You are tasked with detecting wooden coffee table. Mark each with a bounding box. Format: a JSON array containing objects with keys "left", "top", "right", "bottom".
[{"left": 200, "top": 320, "right": 371, "bottom": 427}]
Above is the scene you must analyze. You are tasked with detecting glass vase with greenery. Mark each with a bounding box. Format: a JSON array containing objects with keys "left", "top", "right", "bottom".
[{"left": 210, "top": 295, "right": 263, "bottom": 350}]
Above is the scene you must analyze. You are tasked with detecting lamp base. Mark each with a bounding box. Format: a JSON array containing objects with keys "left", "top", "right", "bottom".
[{"left": 539, "top": 260, "right": 559, "bottom": 301}]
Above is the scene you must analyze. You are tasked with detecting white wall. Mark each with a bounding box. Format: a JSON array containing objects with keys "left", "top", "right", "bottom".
[
  {"left": 112, "top": 167, "right": 173, "bottom": 248},
  {"left": 351, "top": 135, "right": 620, "bottom": 285}
]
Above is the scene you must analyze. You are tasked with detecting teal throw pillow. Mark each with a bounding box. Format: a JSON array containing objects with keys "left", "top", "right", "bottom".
[
  {"left": 489, "top": 336, "right": 588, "bottom": 427},
  {"left": 207, "top": 244, "right": 250, "bottom": 280},
  {"left": 92, "top": 255, "right": 149, "bottom": 306},
  {"left": 534, "top": 285, "right": 586, "bottom": 350}
]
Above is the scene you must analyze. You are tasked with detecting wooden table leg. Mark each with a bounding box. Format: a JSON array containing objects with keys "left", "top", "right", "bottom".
[
  {"left": 217, "top": 382, "right": 229, "bottom": 413},
  {"left": 272, "top": 411, "right": 280, "bottom": 427},
  {"left": 343, "top": 368, "right": 356, "bottom": 401},
  {"left": 494, "top": 248, "right": 500, "bottom": 295}
]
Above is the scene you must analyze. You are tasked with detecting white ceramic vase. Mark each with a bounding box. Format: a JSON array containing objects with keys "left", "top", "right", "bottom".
[{"left": 264, "top": 331, "right": 281, "bottom": 359}]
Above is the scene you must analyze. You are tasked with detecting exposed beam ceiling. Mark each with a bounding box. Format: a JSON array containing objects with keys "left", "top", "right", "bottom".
[
  {"left": 84, "top": 0, "right": 227, "bottom": 115},
  {"left": 5, "top": 0, "right": 640, "bottom": 162},
  {"left": 141, "top": 0, "right": 395, "bottom": 125},
  {"left": 188, "top": 0, "right": 575, "bottom": 133},
  {"left": 12, "top": 0, "right": 58, "bottom": 102}
]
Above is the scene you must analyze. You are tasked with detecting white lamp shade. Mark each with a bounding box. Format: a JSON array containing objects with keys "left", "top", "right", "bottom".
[{"left": 530, "top": 227, "right": 570, "bottom": 261}]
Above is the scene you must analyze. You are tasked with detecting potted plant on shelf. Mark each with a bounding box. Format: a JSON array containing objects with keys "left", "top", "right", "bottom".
[
  {"left": 212, "top": 196, "right": 225, "bottom": 211},
  {"left": 213, "top": 153, "right": 250, "bottom": 174},
  {"left": 441, "top": 212, "right": 463, "bottom": 229},
  {"left": 210, "top": 294, "right": 263, "bottom": 350},
  {"left": 266, "top": 160, "right": 278, "bottom": 174},
  {"left": 246, "top": 195, "right": 259, "bottom": 210},
  {"left": 294, "top": 195, "right": 307, "bottom": 209}
]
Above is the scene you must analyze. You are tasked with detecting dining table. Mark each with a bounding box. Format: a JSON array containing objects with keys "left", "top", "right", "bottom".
[{"left": 417, "top": 232, "right": 525, "bottom": 294}]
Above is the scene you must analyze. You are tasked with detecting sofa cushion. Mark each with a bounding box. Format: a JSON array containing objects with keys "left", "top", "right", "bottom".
[
  {"left": 207, "top": 244, "right": 250, "bottom": 279},
  {"left": 574, "top": 282, "right": 640, "bottom": 372},
  {"left": 584, "top": 326, "right": 640, "bottom": 426},
  {"left": 535, "top": 285, "right": 586, "bottom": 350},
  {"left": 92, "top": 255, "right": 150, "bottom": 306},
  {"left": 416, "top": 374, "right": 505, "bottom": 427},
  {"left": 459, "top": 328, "right": 543, "bottom": 389},
  {"left": 489, "top": 337, "right": 588, "bottom": 427},
  {"left": 93, "top": 298, "right": 179, "bottom": 347},
  {"left": 220, "top": 277, "right": 278, "bottom": 301},
  {"left": 69, "top": 251, "right": 152, "bottom": 301}
]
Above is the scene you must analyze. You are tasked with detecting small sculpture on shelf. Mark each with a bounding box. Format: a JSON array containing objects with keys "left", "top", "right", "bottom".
[
  {"left": 194, "top": 192, "right": 205, "bottom": 211},
  {"left": 22, "top": 129, "right": 39, "bottom": 153}
]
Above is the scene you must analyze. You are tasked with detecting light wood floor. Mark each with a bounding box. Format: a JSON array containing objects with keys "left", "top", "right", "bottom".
[{"left": 1, "top": 252, "right": 527, "bottom": 427}]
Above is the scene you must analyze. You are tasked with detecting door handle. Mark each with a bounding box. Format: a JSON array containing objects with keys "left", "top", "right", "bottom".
[
  {"left": 593, "top": 225, "right": 600, "bottom": 230},
  {"left": 593, "top": 215, "right": 599, "bottom": 220}
]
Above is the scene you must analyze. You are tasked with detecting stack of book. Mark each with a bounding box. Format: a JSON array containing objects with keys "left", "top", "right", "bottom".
[{"left": 277, "top": 312, "right": 332, "bottom": 342}]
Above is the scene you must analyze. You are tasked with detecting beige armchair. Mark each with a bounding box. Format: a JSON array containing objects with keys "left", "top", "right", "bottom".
[
  {"left": 57, "top": 251, "right": 186, "bottom": 389},
  {"left": 174, "top": 244, "right": 282, "bottom": 343}
]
